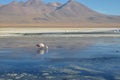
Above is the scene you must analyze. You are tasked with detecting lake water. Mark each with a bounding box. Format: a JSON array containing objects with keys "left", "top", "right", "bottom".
[{"left": 0, "top": 37, "right": 120, "bottom": 80}]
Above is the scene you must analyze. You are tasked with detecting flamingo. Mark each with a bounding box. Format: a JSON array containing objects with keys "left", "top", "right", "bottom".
[{"left": 36, "top": 43, "right": 48, "bottom": 49}]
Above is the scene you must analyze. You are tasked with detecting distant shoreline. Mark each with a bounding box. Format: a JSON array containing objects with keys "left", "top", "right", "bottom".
[
  {"left": 0, "top": 28, "right": 120, "bottom": 37},
  {"left": 0, "top": 28, "right": 119, "bottom": 33}
]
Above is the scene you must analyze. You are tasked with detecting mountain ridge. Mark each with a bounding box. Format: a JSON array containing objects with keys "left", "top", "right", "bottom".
[{"left": 0, "top": 0, "right": 120, "bottom": 28}]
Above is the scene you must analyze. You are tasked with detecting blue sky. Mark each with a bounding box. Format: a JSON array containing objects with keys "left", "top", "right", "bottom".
[{"left": 0, "top": 0, "right": 120, "bottom": 15}]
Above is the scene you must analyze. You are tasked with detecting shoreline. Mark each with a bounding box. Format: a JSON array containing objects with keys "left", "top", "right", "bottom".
[
  {"left": 0, "top": 28, "right": 118, "bottom": 33},
  {"left": 0, "top": 28, "right": 120, "bottom": 37},
  {"left": 1, "top": 34, "right": 120, "bottom": 37}
]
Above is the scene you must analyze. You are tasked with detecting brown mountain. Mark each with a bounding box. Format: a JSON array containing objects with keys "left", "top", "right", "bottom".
[
  {"left": 47, "top": 2, "right": 62, "bottom": 11},
  {"left": 0, "top": 0, "right": 120, "bottom": 27},
  {"left": 50, "top": 0, "right": 120, "bottom": 23},
  {"left": 0, "top": 0, "right": 51, "bottom": 15},
  {"left": 0, "top": 4, "right": 2, "bottom": 7}
]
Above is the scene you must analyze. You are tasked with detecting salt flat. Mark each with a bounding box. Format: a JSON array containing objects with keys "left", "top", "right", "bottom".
[
  {"left": 0, "top": 28, "right": 120, "bottom": 37},
  {"left": 0, "top": 28, "right": 119, "bottom": 34}
]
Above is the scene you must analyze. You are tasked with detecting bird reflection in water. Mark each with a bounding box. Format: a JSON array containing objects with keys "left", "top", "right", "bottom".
[{"left": 37, "top": 48, "right": 48, "bottom": 55}]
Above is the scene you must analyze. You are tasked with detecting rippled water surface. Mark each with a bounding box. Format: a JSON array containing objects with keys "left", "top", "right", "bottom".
[{"left": 0, "top": 37, "right": 120, "bottom": 80}]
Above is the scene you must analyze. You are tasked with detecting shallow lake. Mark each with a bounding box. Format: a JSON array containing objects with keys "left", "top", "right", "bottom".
[{"left": 0, "top": 37, "right": 120, "bottom": 80}]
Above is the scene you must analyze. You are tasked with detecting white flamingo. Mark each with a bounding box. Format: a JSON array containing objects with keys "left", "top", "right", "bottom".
[{"left": 36, "top": 43, "right": 48, "bottom": 49}]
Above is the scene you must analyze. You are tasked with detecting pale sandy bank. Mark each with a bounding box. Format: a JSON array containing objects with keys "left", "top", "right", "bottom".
[
  {"left": 0, "top": 28, "right": 120, "bottom": 37},
  {"left": 0, "top": 28, "right": 119, "bottom": 34}
]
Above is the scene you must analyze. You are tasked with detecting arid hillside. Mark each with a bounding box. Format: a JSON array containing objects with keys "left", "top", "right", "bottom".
[{"left": 0, "top": 0, "right": 120, "bottom": 28}]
